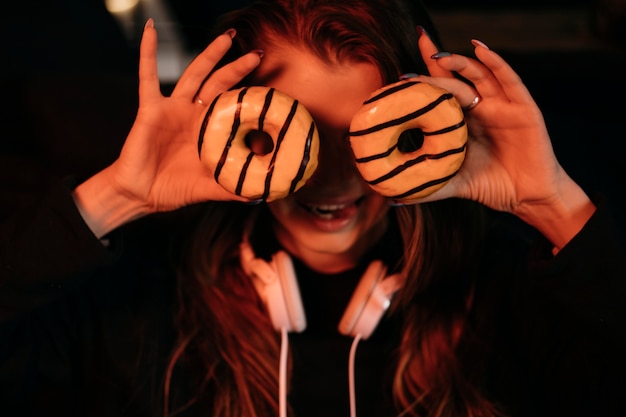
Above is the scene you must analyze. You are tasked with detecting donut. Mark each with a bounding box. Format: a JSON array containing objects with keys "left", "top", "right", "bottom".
[
  {"left": 348, "top": 80, "right": 467, "bottom": 203},
  {"left": 198, "top": 86, "right": 319, "bottom": 202}
]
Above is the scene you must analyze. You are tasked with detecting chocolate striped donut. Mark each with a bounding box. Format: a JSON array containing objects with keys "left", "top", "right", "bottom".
[
  {"left": 198, "top": 86, "right": 319, "bottom": 202},
  {"left": 349, "top": 80, "right": 467, "bottom": 203}
]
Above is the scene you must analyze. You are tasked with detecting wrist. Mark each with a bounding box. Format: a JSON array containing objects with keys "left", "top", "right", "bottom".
[
  {"left": 72, "top": 168, "right": 151, "bottom": 238},
  {"left": 514, "top": 175, "right": 596, "bottom": 251}
]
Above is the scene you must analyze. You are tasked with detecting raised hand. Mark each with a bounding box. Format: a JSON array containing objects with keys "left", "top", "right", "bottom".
[
  {"left": 410, "top": 31, "right": 595, "bottom": 250},
  {"left": 73, "top": 19, "right": 262, "bottom": 237}
]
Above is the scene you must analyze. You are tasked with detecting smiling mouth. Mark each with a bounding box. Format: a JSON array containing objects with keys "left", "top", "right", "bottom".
[{"left": 298, "top": 197, "right": 365, "bottom": 219}]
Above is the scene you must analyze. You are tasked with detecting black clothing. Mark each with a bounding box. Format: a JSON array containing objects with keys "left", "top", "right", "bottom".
[{"left": 1, "top": 181, "right": 625, "bottom": 417}]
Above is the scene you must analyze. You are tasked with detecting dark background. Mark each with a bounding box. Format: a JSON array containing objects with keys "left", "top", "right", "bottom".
[{"left": 1, "top": 0, "right": 624, "bottom": 237}]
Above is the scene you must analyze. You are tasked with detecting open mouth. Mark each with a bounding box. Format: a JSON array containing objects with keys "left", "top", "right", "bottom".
[{"left": 297, "top": 197, "right": 365, "bottom": 220}]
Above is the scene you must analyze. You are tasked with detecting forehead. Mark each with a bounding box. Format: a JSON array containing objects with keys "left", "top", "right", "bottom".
[{"left": 253, "top": 45, "right": 383, "bottom": 131}]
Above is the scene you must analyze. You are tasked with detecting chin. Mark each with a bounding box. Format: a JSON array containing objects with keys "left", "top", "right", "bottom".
[
  {"left": 301, "top": 229, "right": 363, "bottom": 255},
  {"left": 267, "top": 194, "right": 389, "bottom": 266}
]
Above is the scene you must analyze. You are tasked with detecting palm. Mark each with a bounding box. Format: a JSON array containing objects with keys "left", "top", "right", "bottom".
[
  {"left": 454, "top": 98, "right": 560, "bottom": 213},
  {"left": 102, "top": 22, "right": 262, "bottom": 213},
  {"left": 414, "top": 40, "right": 565, "bottom": 215},
  {"left": 112, "top": 97, "right": 213, "bottom": 212}
]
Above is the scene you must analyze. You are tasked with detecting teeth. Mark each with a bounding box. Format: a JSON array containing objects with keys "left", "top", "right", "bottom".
[
  {"left": 313, "top": 204, "right": 347, "bottom": 212},
  {"left": 305, "top": 203, "right": 347, "bottom": 218}
]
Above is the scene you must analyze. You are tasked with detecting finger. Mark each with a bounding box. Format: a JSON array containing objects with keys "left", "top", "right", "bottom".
[
  {"left": 402, "top": 74, "right": 480, "bottom": 110},
  {"left": 138, "top": 19, "right": 162, "bottom": 104},
  {"left": 471, "top": 40, "right": 536, "bottom": 104},
  {"left": 195, "top": 50, "right": 263, "bottom": 104},
  {"left": 416, "top": 26, "right": 451, "bottom": 78},
  {"left": 171, "top": 29, "right": 237, "bottom": 100},
  {"left": 190, "top": 178, "right": 257, "bottom": 204},
  {"left": 431, "top": 52, "right": 504, "bottom": 99}
]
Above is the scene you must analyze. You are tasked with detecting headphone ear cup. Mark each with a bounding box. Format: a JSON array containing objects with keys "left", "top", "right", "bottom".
[
  {"left": 338, "top": 260, "right": 401, "bottom": 339},
  {"left": 270, "top": 251, "right": 307, "bottom": 332},
  {"left": 240, "top": 240, "right": 306, "bottom": 333}
]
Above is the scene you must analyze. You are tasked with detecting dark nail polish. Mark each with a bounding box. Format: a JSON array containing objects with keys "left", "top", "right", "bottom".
[
  {"left": 224, "top": 28, "right": 236, "bottom": 39},
  {"left": 415, "top": 25, "right": 429, "bottom": 38},
  {"left": 399, "top": 73, "right": 420, "bottom": 80},
  {"left": 245, "top": 198, "right": 264, "bottom": 205},
  {"left": 471, "top": 39, "right": 490, "bottom": 50},
  {"left": 431, "top": 51, "right": 451, "bottom": 59}
]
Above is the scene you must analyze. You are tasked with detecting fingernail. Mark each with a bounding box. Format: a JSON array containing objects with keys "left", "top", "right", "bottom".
[
  {"left": 399, "top": 73, "right": 420, "bottom": 80},
  {"left": 388, "top": 199, "right": 406, "bottom": 207},
  {"left": 431, "top": 51, "right": 451, "bottom": 59},
  {"left": 224, "top": 28, "right": 237, "bottom": 39},
  {"left": 245, "top": 198, "right": 264, "bottom": 205},
  {"left": 144, "top": 18, "right": 154, "bottom": 29},
  {"left": 251, "top": 49, "right": 264, "bottom": 59},
  {"left": 471, "top": 39, "right": 490, "bottom": 50},
  {"left": 415, "top": 25, "right": 429, "bottom": 38}
]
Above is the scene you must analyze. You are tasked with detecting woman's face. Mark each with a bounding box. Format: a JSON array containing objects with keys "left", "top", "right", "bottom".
[{"left": 255, "top": 45, "right": 390, "bottom": 273}]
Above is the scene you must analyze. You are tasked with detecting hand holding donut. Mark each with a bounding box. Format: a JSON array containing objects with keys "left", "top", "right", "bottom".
[
  {"left": 72, "top": 19, "right": 262, "bottom": 237},
  {"left": 407, "top": 31, "right": 596, "bottom": 249}
]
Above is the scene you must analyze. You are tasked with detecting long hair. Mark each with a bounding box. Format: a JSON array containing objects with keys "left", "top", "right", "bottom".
[{"left": 167, "top": 1, "right": 501, "bottom": 416}]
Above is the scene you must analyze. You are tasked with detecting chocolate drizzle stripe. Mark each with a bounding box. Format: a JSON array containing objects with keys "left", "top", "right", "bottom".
[
  {"left": 258, "top": 88, "right": 275, "bottom": 131},
  {"left": 289, "top": 122, "right": 316, "bottom": 194},
  {"left": 367, "top": 143, "right": 466, "bottom": 185},
  {"left": 389, "top": 169, "right": 460, "bottom": 199},
  {"left": 355, "top": 143, "right": 398, "bottom": 163},
  {"left": 261, "top": 100, "right": 299, "bottom": 200},
  {"left": 197, "top": 95, "right": 220, "bottom": 156},
  {"left": 214, "top": 88, "right": 248, "bottom": 183},
  {"left": 236, "top": 152, "right": 255, "bottom": 195},
  {"left": 349, "top": 93, "right": 454, "bottom": 137},
  {"left": 354, "top": 120, "right": 466, "bottom": 163},
  {"left": 424, "top": 120, "right": 466, "bottom": 136},
  {"left": 231, "top": 88, "right": 276, "bottom": 196},
  {"left": 362, "top": 81, "right": 420, "bottom": 105}
]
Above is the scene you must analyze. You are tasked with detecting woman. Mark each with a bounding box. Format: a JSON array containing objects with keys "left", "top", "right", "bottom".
[{"left": 1, "top": 0, "right": 624, "bottom": 416}]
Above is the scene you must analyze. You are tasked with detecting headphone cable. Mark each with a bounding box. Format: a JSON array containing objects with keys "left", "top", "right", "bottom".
[
  {"left": 279, "top": 326, "right": 289, "bottom": 417},
  {"left": 348, "top": 334, "right": 363, "bottom": 417},
  {"left": 278, "top": 330, "right": 363, "bottom": 417}
]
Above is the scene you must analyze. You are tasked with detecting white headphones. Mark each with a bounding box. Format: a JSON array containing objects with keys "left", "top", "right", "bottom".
[{"left": 240, "top": 239, "right": 402, "bottom": 339}]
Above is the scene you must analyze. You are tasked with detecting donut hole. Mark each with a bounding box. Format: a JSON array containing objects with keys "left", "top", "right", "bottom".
[
  {"left": 245, "top": 130, "right": 275, "bottom": 155},
  {"left": 397, "top": 129, "right": 425, "bottom": 153}
]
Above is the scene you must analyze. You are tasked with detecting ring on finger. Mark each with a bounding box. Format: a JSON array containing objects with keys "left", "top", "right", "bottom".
[{"left": 464, "top": 95, "right": 481, "bottom": 111}]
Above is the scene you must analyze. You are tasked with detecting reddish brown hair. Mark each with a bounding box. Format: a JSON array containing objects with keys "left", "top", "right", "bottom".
[{"left": 168, "top": 1, "right": 501, "bottom": 416}]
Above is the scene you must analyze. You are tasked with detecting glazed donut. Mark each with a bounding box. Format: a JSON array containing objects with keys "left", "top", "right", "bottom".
[
  {"left": 198, "top": 86, "right": 319, "bottom": 202},
  {"left": 349, "top": 80, "right": 467, "bottom": 203}
]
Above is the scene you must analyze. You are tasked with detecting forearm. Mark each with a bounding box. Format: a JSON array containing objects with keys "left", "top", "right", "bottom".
[
  {"left": 0, "top": 180, "right": 116, "bottom": 319},
  {"left": 514, "top": 171, "right": 596, "bottom": 252},
  {"left": 514, "top": 201, "right": 626, "bottom": 415},
  {"left": 72, "top": 166, "right": 151, "bottom": 239}
]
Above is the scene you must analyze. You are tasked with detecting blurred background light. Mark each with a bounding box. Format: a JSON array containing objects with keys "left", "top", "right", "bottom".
[{"left": 105, "top": 0, "right": 140, "bottom": 14}]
